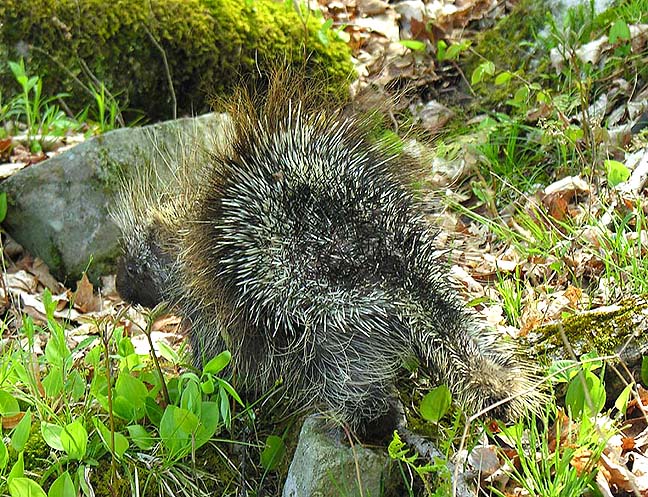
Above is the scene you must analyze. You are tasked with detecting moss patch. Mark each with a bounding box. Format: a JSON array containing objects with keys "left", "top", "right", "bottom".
[
  {"left": 530, "top": 298, "right": 648, "bottom": 359},
  {"left": 0, "top": 0, "right": 354, "bottom": 121},
  {"left": 461, "top": 0, "right": 549, "bottom": 113}
]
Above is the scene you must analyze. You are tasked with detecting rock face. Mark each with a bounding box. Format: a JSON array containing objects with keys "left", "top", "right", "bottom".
[
  {"left": 1, "top": 114, "right": 229, "bottom": 284},
  {"left": 283, "top": 416, "right": 392, "bottom": 497}
]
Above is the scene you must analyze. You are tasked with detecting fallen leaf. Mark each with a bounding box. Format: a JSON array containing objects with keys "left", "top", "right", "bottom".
[
  {"left": 570, "top": 447, "right": 596, "bottom": 476},
  {"left": 31, "top": 258, "right": 64, "bottom": 294},
  {"left": 73, "top": 274, "right": 101, "bottom": 313},
  {"left": 2, "top": 412, "right": 25, "bottom": 430},
  {"left": 622, "top": 437, "right": 637, "bottom": 451}
]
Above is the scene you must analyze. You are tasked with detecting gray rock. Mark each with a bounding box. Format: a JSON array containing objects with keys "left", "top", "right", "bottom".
[
  {"left": 283, "top": 416, "right": 392, "bottom": 497},
  {"left": 1, "top": 114, "right": 229, "bottom": 284}
]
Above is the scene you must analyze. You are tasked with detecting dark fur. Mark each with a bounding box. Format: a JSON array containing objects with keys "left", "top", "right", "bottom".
[{"left": 115, "top": 76, "right": 543, "bottom": 436}]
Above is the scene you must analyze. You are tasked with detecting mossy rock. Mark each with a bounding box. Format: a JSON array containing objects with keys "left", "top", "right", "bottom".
[
  {"left": 526, "top": 296, "right": 648, "bottom": 397},
  {"left": 0, "top": 0, "right": 354, "bottom": 121}
]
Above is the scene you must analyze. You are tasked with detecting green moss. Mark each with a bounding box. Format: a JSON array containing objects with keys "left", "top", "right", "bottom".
[
  {"left": 0, "top": 0, "right": 354, "bottom": 121},
  {"left": 531, "top": 299, "right": 648, "bottom": 358},
  {"left": 461, "top": 0, "right": 548, "bottom": 112},
  {"left": 90, "top": 459, "right": 131, "bottom": 497},
  {"left": 21, "top": 422, "right": 52, "bottom": 471},
  {"left": 95, "top": 150, "right": 126, "bottom": 195}
]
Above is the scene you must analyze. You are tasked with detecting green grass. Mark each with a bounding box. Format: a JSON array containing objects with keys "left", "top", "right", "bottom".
[{"left": 0, "top": 59, "right": 125, "bottom": 149}]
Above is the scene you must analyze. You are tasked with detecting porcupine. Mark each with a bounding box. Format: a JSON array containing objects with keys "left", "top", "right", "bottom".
[{"left": 113, "top": 77, "right": 543, "bottom": 439}]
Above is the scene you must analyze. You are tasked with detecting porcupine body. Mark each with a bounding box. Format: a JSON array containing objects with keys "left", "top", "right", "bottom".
[{"left": 115, "top": 81, "right": 542, "bottom": 438}]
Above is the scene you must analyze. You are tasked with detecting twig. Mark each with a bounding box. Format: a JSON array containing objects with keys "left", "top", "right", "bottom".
[{"left": 144, "top": 26, "right": 177, "bottom": 120}]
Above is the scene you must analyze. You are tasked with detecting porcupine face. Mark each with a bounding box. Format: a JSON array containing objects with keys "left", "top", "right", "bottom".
[{"left": 115, "top": 224, "right": 174, "bottom": 308}]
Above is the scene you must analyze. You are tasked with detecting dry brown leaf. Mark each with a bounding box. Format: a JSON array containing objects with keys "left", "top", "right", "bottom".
[
  {"left": 563, "top": 286, "right": 583, "bottom": 308},
  {"left": 622, "top": 436, "right": 637, "bottom": 452},
  {"left": 598, "top": 452, "right": 636, "bottom": 493},
  {"left": 570, "top": 447, "right": 596, "bottom": 476},
  {"left": 73, "top": 274, "right": 101, "bottom": 313},
  {"left": 152, "top": 314, "right": 183, "bottom": 333},
  {"left": 31, "top": 258, "right": 64, "bottom": 294},
  {"left": 467, "top": 445, "right": 501, "bottom": 477},
  {"left": 542, "top": 192, "right": 570, "bottom": 221},
  {"left": 0, "top": 138, "right": 12, "bottom": 161},
  {"left": 2, "top": 412, "right": 25, "bottom": 430},
  {"left": 11, "top": 144, "right": 47, "bottom": 165}
]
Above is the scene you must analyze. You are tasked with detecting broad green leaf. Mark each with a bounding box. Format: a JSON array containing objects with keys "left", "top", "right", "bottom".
[
  {"left": 317, "top": 19, "right": 333, "bottom": 46},
  {"left": 48, "top": 471, "right": 75, "bottom": 497},
  {"left": 642, "top": 356, "right": 648, "bottom": 386},
  {"left": 614, "top": 383, "right": 634, "bottom": 416},
  {"left": 159, "top": 405, "right": 199, "bottom": 459},
  {"left": 547, "top": 360, "right": 580, "bottom": 383},
  {"left": 0, "top": 192, "right": 7, "bottom": 223},
  {"left": 60, "top": 420, "right": 88, "bottom": 460},
  {"left": 157, "top": 342, "right": 179, "bottom": 363},
  {"left": 471, "top": 61, "right": 495, "bottom": 85},
  {"left": 93, "top": 419, "right": 128, "bottom": 459},
  {"left": 8, "top": 452, "right": 24, "bottom": 482},
  {"left": 42, "top": 367, "right": 64, "bottom": 398},
  {"left": 9, "top": 478, "right": 47, "bottom": 497},
  {"left": 219, "top": 386, "right": 231, "bottom": 429},
  {"left": 126, "top": 425, "right": 154, "bottom": 450},
  {"left": 0, "top": 438, "right": 7, "bottom": 469},
  {"left": 117, "top": 336, "right": 135, "bottom": 357},
  {"left": 41, "top": 422, "right": 64, "bottom": 451},
  {"left": 260, "top": 435, "right": 286, "bottom": 471},
  {"left": 216, "top": 378, "right": 244, "bottom": 406},
  {"left": 113, "top": 373, "right": 148, "bottom": 421},
  {"left": 145, "top": 396, "right": 164, "bottom": 427},
  {"left": 201, "top": 377, "right": 215, "bottom": 395},
  {"left": 445, "top": 43, "right": 465, "bottom": 59},
  {"left": 180, "top": 380, "right": 201, "bottom": 416},
  {"left": 203, "top": 351, "right": 231, "bottom": 375},
  {"left": 436, "top": 40, "right": 448, "bottom": 60},
  {"left": 0, "top": 391, "right": 20, "bottom": 415},
  {"left": 495, "top": 71, "right": 512, "bottom": 85},
  {"left": 609, "top": 19, "right": 631, "bottom": 43},
  {"left": 507, "top": 85, "right": 529, "bottom": 107},
  {"left": 605, "top": 159, "right": 630, "bottom": 187},
  {"left": 565, "top": 371, "right": 606, "bottom": 418},
  {"left": 67, "top": 370, "right": 87, "bottom": 402},
  {"left": 420, "top": 385, "right": 452, "bottom": 422},
  {"left": 399, "top": 40, "right": 426, "bottom": 52},
  {"left": 11, "top": 410, "right": 31, "bottom": 452},
  {"left": 195, "top": 401, "right": 220, "bottom": 449}
]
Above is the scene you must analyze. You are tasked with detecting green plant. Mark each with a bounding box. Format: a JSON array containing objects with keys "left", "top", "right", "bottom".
[
  {"left": 490, "top": 407, "right": 606, "bottom": 497},
  {"left": 7, "top": 60, "right": 75, "bottom": 150},
  {"left": 495, "top": 271, "right": 524, "bottom": 328},
  {"left": 5, "top": 60, "right": 86, "bottom": 151},
  {"left": 90, "top": 83, "right": 125, "bottom": 133},
  {"left": 590, "top": 201, "right": 648, "bottom": 295},
  {"left": 0, "top": 288, "right": 246, "bottom": 496},
  {"left": 420, "top": 385, "right": 452, "bottom": 423},
  {"left": 388, "top": 431, "right": 446, "bottom": 497}
]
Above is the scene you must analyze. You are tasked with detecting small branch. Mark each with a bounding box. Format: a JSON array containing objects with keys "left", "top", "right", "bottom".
[{"left": 144, "top": 26, "right": 177, "bottom": 120}]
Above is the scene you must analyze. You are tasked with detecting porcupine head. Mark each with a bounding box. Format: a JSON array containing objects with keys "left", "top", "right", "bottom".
[
  {"left": 167, "top": 73, "right": 544, "bottom": 439},
  {"left": 110, "top": 128, "right": 216, "bottom": 309}
]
